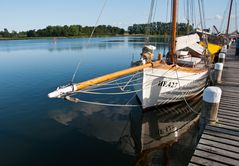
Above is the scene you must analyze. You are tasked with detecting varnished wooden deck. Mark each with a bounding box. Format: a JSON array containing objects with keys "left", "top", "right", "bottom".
[{"left": 189, "top": 46, "right": 239, "bottom": 166}]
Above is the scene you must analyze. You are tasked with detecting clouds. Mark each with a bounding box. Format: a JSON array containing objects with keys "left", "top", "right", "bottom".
[{"left": 215, "top": 14, "right": 223, "bottom": 20}]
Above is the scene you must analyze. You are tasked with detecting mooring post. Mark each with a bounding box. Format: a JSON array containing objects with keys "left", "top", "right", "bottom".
[
  {"left": 200, "top": 86, "right": 222, "bottom": 128},
  {"left": 158, "top": 53, "right": 163, "bottom": 61},
  {"left": 236, "top": 38, "right": 239, "bottom": 56},
  {"left": 214, "top": 63, "right": 223, "bottom": 83},
  {"left": 218, "top": 53, "right": 225, "bottom": 64},
  {"left": 221, "top": 45, "right": 227, "bottom": 54}
]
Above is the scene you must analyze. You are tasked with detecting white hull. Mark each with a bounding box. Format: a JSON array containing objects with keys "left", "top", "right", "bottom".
[{"left": 137, "top": 67, "right": 208, "bottom": 109}]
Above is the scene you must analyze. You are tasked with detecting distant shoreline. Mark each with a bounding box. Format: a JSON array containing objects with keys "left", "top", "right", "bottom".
[
  {"left": 0, "top": 34, "right": 126, "bottom": 41},
  {"left": 0, "top": 22, "right": 190, "bottom": 41},
  {"left": 0, "top": 35, "right": 121, "bottom": 41},
  {"left": 0, "top": 34, "right": 170, "bottom": 41}
]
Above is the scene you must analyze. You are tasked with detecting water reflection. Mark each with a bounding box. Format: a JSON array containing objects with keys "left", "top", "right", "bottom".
[
  {"left": 0, "top": 36, "right": 188, "bottom": 165},
  {"left": 137, "top": 97, "right": 201, "bottom": 153},
  {"left": 49, "top": 95, "right": 202, "bottom": 164},
  {"left": 132, "top": 96, "right": 202, "bottom": 165},
  {"left": 0, "top": 37, "right": 169, "bottom": 54}
]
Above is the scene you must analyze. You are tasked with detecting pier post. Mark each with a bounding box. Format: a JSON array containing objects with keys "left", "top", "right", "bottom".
[
  {"left": 236, "top": 38, "right": 239, "bottom": 56},
  {"left": 221, "top": 45, "right": 227, "bottom": 53},
  {"left": 218, "top": 53, "right": 225, "bottom": 64},
  {"left": 201, "top": 86, "right": 222, "bottom": 127},
  {"left": 214, "top": 63, "right": 223, "bottom": 83},
  {"left": 158, "top": 53, "right": 163, "bottom": 61}
]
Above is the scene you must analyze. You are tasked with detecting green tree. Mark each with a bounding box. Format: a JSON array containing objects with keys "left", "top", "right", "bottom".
[{"left": 3, "top": 28, "right": 10, "bottom": 37}]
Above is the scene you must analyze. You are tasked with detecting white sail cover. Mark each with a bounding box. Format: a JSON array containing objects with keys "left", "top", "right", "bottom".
[
  {"left": 188, "top": 43, "right": 204, "bottom": 55},
  {"left": 176, "top": 33, "right": 200, "bottom": 50},
  {"left": 176, "top": 33, "right": 204, "bottom": 55}
]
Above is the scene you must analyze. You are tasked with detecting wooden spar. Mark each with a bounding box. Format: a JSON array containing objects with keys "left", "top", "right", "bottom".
[
  {"left": 74, "top": 61, "right": 160, "bottom": 90},
  {"left": 226, "top": 0, "right": 233, "bottom": 35},
  {"left": 169, "top": 0, "right": 178, "bottom": 64},
  {"left": 73, "top": 61, "right": 207, "bottom": 91}
]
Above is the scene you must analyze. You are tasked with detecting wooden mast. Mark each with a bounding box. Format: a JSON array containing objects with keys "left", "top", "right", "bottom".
[
  {"left": 169, "top": 0, "right": 178, "bottom": 64},
  {"left": 226, "top": 0, "right": 233, "bottom": 35}
]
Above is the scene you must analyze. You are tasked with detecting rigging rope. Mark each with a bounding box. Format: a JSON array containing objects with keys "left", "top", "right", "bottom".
[
  {"left": 145, "top": 0, "right": 156, "bottom": 44},
  {"left": 152, "top": 0, "right": 158, "bottom": 23},
  {"left": 67, "top": 97, "right": 142, "bottom": 107},
  {"left": 201, "top": 0, "right": 206, "bottom": 29},
  {"left": 163, "top": 0, "right": 170, "bottom": 56},
  {"left": 220, "top": 0, "right": 230, "bottom": 33},
  {"left": 198, "top": 0, "right": 204, "bottom": 30},
  {"left": 175, "top": 69, "right": 200, "bottom": 115},
  {"left": 190, "top": 0, "right": 196, "bottom": 28},
  {"left": 71, "top": 0, "right": 108, "bottom": 83},
  {"left": 235, "top": 0, "right": 238, "bottom": 32}
]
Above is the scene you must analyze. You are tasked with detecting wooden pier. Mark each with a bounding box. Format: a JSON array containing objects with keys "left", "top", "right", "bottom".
[{"left": 189, "top": 47, "right": 239, "bottom": 166}]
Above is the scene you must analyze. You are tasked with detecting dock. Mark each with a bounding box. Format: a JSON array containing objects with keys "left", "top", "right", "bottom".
[{"left": 189, "top": 46, "right": 239, "bottom": 165}]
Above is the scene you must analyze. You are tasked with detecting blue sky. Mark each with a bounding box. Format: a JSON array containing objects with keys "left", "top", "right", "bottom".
[{"left": 0, "top": 0, "right": 237, "bottom": 33}]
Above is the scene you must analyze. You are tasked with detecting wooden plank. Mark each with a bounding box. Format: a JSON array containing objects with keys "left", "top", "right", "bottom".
[
  {"left": 221, "top": 91, "right": 239, "bottom": 95},
  {"left": 190, "top": 156, "right": 226, "bottom": 166},
  {"left": 220, "top": 106, "right": 239, "bottom": 110},
  {"left": 218, "top": 118, "right": 239, "bottom": 126},
  {"left": 218, "top": 109, "right": 239, "bottom": 116},
  {"left": 217, "top": 122, "right": 239, "bottom": 130},
  {"left": 220, "top": 100, "right": 239, "bottom": 105},
  {"left": 220, "top": 98, "right": 239, "bottom": 103},
  {"left": 206, "top": 125, "right": 239, "bottom": 136},
  {"left": 218, "top": 112, "right": 239, "bottom": 119},
  {"left": 194, "top": 149, "right": 239, "bottom": 165},
  {"left": 220, "top": 103, "right": 239, "bottom": 108},
  {"left": 220, "top": 102, "right": 239, "bottom": 108},
  {"left": 201, "top": 134, "right": 239, "bottom": 147},
  {"left": 220, "top": 99, "right": 239, "bottom": 103},
  {"left": 217, "top": 122, "right": 239, "bottom": 129},
  {"left": 221, "top": 94, "right": 239, "bottom": 98},
  {"left": 197, "top": 143, "right": 239, "bottom": 159},
  {"left": 188, "top": 163, "right": 200, "bottom": 166},
  {"left": 220, "top": 101, "right": 239, "bottom": 106},
  {"left": 199, "top": 138, "right": 239, "bottom": 153},
  {"left": 218, "top": 114, "right": 239, "bottom": 121},
  {"left": 218, "top": 120, "right": 239, "bottom": 128},
  {"left": 220, "top": 95, "right": 239, "bottom": 99},
  {"left": 220, "top": 97, "right": 239, "bottom": 102},
  {"left": 203, "top": 130, "right": 239, "bottom": 141},
  {"left": 219, "top": 107, "right": 239, "bottom": 113},
  {"left": 215, "top": 124, "right": 239, "bottom": 133},
  {"left": 221, "top": 90, "right": 238, "bottom": 94},
  {"left": 218, "top": 116, "right": 239, "bottom": 123},
  {"left": 219, "top": 106, "right": 239, "bottom": 112}
]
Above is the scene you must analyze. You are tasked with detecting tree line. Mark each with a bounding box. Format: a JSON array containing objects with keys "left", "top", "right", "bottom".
[
  {"left": 0, "top": 25, "right": 125, "bottom": 39},
  {"left": 0, "top": 22, "right": 192, "bottom": 39},
  {"left": 128, "top": 22, "right": 193, "bottom": 36}
]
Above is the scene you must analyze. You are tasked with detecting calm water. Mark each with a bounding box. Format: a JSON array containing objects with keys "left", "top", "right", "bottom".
[{"left": 0, "top": 37, "right": 201, "bottom": 166}]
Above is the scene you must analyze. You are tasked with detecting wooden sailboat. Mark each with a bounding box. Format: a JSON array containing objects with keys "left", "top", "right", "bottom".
[{"left": 48, "top": 0, "right": 209, "bottom": 109}]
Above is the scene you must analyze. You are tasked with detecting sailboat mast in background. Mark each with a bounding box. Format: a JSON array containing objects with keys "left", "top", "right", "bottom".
[
  {"left": 226, "top": 0, "right": 234, "bottom": 35},
  {"left": 169, "top": 0, "right": 178, "bottom": 64}
]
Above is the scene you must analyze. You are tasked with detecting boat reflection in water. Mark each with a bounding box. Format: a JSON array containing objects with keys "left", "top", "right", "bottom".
[
  {"left": 49, "top": 95, "right": 202, "bottom": 165},
  {"left": 131, "top": 96, "right": 202, "bottom": 165}
]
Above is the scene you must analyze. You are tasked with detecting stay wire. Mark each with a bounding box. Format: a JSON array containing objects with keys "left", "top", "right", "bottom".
[
  {"left": 71, "top": 0, "right": 108, "bottom": 83},
  {"left": 145, "top": 0, "right": 156, "bottom": 44},
  {"left": 235, "top": 0, "right": 238, "bottom": 32},
  {"left": 220, "top": 0, "right": 230, "bottom": 33}
]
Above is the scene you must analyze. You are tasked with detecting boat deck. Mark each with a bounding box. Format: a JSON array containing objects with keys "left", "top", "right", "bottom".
[{"left": 188, "top": 46, "right": 239, "bottom": 165}]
